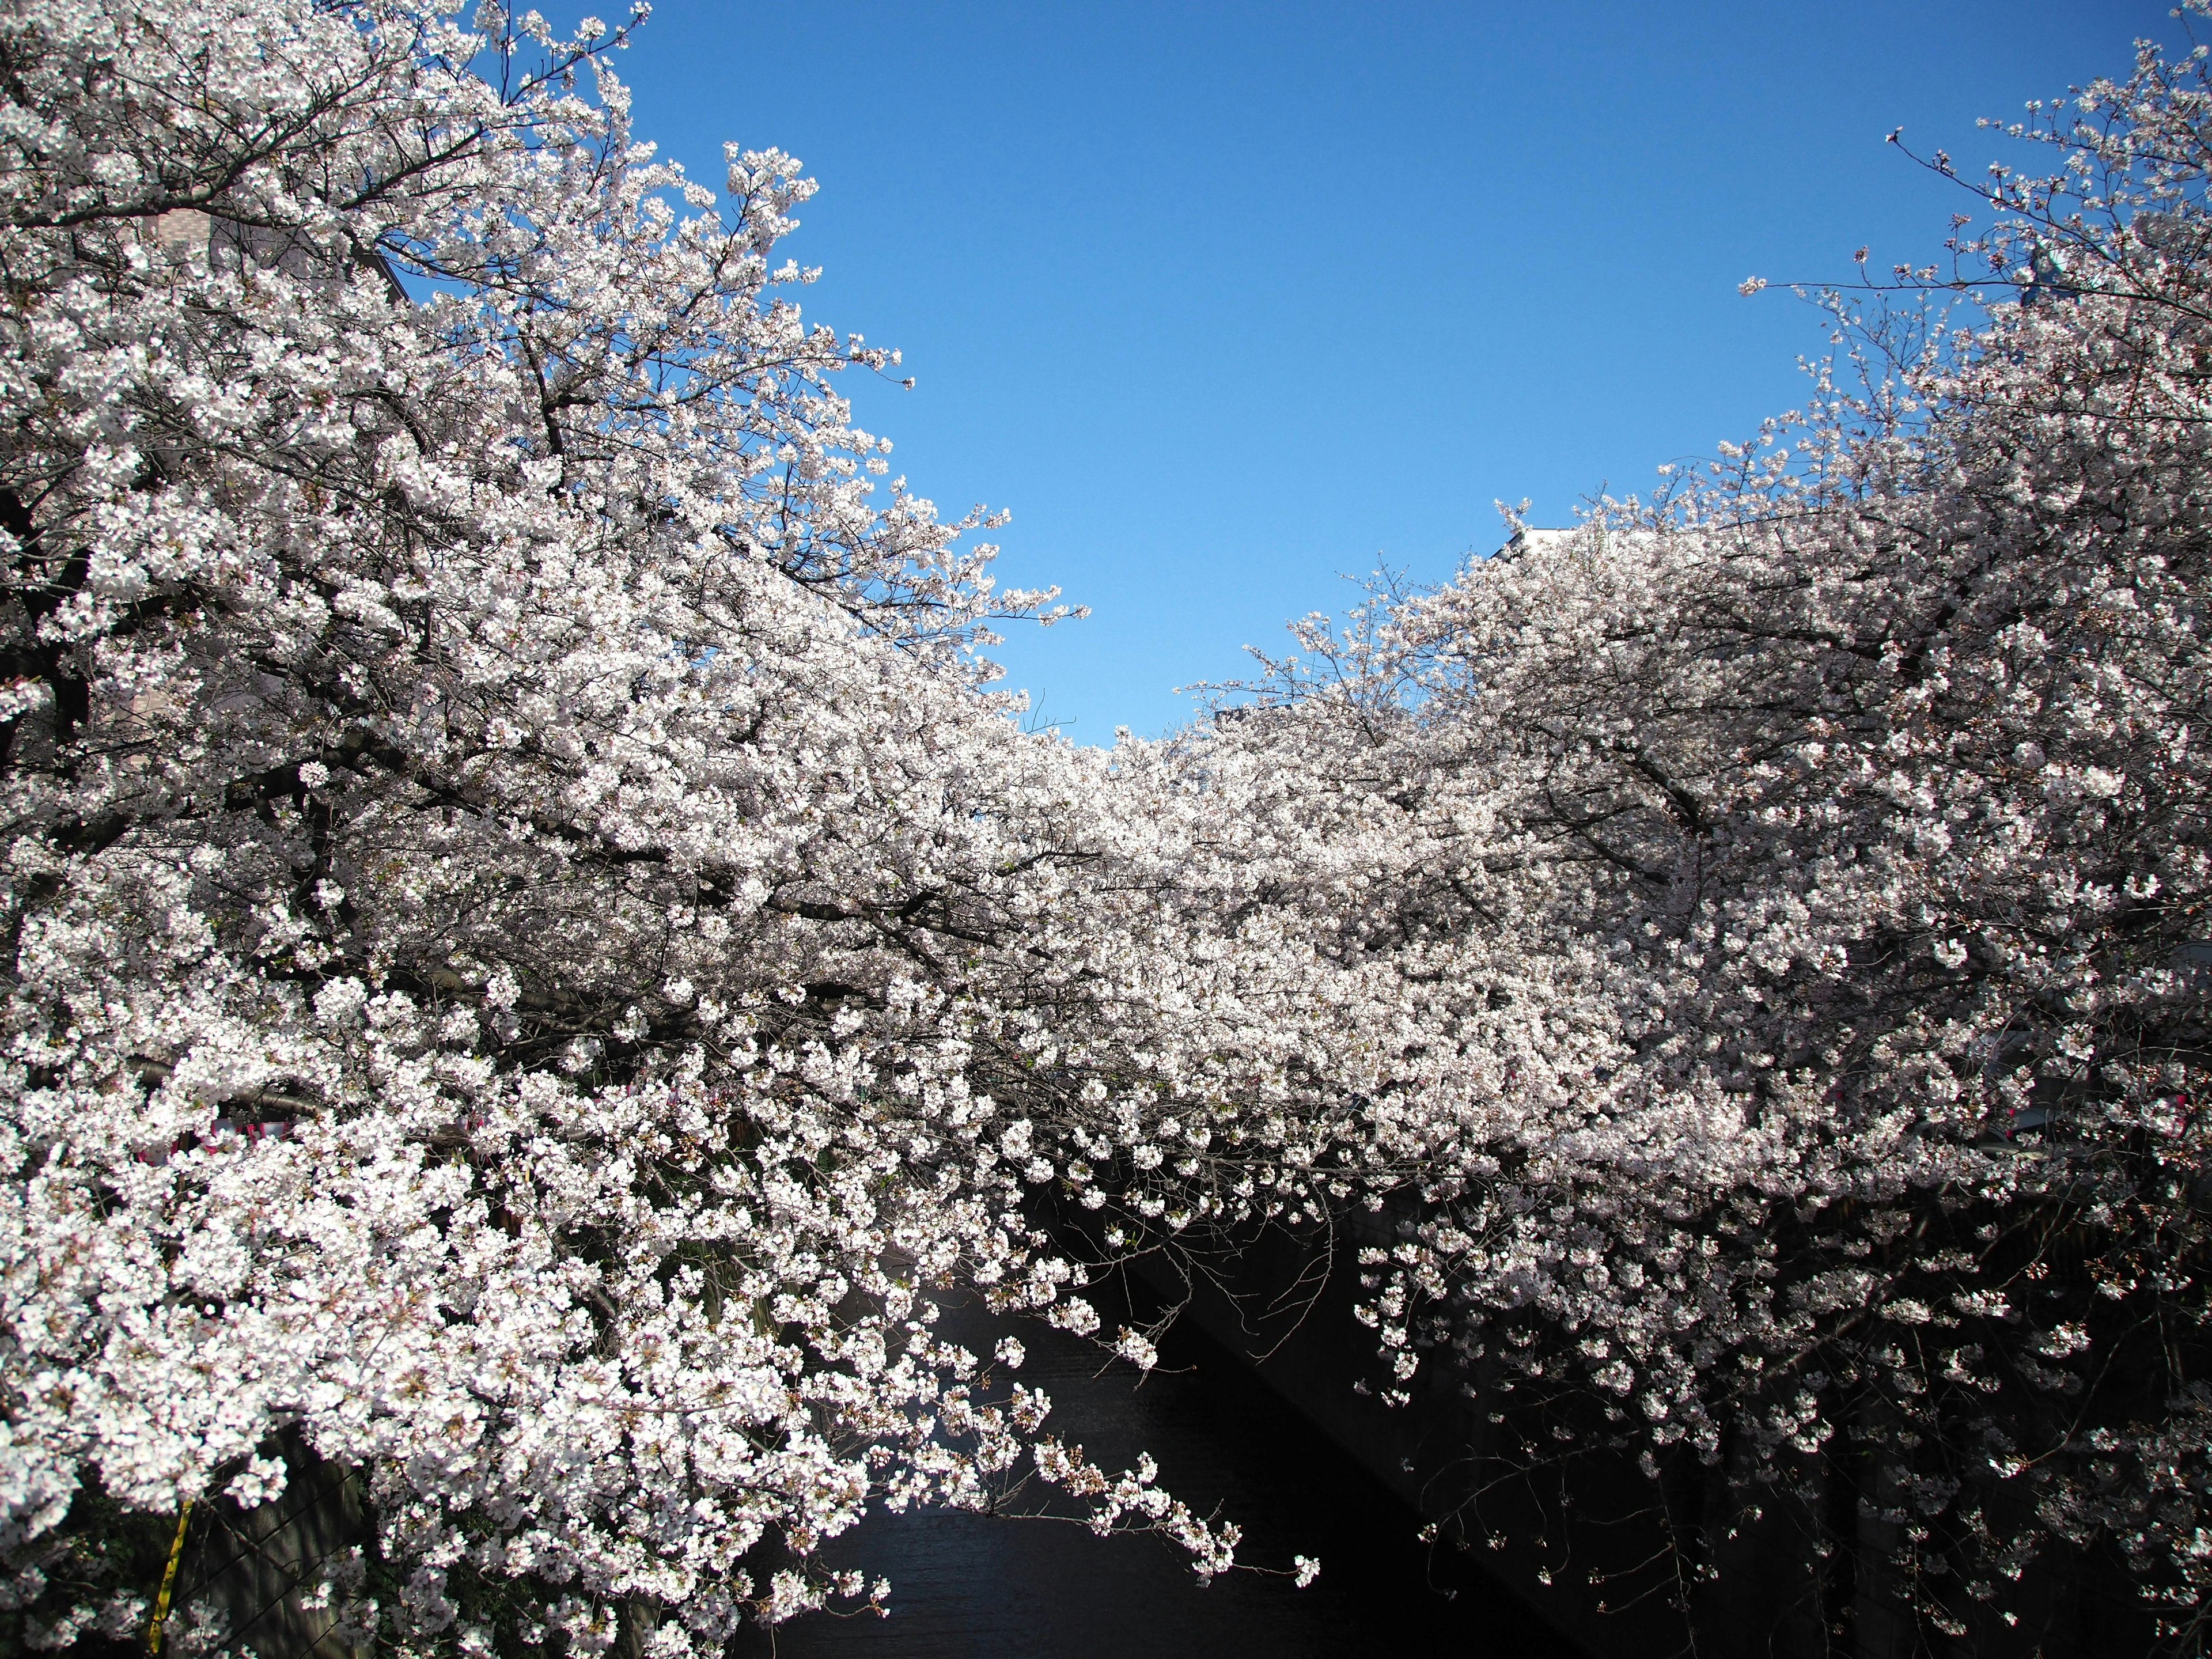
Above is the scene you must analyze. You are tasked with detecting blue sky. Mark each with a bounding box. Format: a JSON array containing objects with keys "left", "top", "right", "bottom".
[{"left": 613, "top": 0, "right": 2175, "bottom": 738}]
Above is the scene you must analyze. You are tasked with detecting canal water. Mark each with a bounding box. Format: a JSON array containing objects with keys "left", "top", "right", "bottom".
[{"left": 737, "top": 1277, "right": 1580, "bottom": 1659}]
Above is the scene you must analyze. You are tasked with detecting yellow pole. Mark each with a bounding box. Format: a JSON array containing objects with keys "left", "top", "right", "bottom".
[{"left": 146, "top": 1499, "right": 194, "bottom": 1655}]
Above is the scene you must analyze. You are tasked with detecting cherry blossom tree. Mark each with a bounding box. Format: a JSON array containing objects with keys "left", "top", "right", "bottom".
[
  {"left": 0, "top": 3, "right": 1243, "bottom": 1652},
  {"left": 1153, "top": 16, "right": 2212, "bottom": 1649}
]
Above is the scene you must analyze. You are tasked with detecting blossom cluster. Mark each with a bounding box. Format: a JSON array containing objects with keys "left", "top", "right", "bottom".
[
  {"left": 0, "top": 2, "right": 1221, "bottom": 1650},
  {"left": 1112, "top": 18, "right": 2212, "bottom": 1638}
]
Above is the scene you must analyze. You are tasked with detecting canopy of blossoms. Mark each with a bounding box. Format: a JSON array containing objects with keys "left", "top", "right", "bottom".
[{"left": 2, "top": 1, "right": 2209, "bottom": 1654}]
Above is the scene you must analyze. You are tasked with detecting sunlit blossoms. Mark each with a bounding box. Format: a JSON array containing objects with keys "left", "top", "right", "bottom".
[{"left": 0, "top": 1, "right": 1229, "bottom": 1650}]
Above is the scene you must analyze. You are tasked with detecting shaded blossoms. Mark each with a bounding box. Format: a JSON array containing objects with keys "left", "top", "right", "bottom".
[
  {"left": 1125, "top": 21, "right": 2212, "bottom": 1643},
  {"left": 4, "top": 0, "right": 2212, "bottom": 1654}
]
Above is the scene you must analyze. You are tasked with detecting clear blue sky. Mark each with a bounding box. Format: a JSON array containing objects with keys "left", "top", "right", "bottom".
[{"left": 613, "top": 0, "right": 2174, "bottom": 738}]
